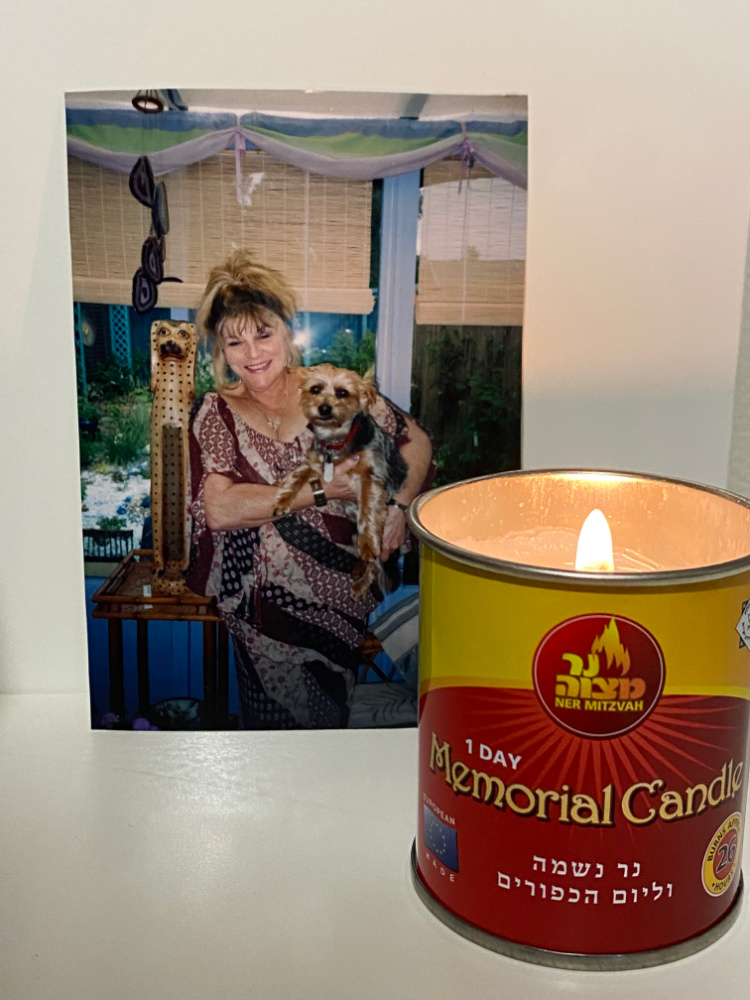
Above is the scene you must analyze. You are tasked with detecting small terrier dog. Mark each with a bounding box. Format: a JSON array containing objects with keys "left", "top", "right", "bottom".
[{"left": 273, "top": 364, "right": 408, "bottom": 599}]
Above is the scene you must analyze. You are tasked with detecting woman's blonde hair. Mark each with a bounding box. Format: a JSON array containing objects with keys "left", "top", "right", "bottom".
[{"left": 195, "top": 249, "right": 301, "bottom": 390}]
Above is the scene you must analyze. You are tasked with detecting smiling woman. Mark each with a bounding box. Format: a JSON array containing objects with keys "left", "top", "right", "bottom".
[{"left": 187, "top": 250, "right": 433, "bottom": 729}]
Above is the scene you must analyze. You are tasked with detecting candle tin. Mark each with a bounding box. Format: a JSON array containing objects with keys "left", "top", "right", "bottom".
[{"left": 408, "top": 470, "right": 750, "bottom": 969}]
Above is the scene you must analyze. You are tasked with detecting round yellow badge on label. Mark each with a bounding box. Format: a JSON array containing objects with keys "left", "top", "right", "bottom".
[{"left": 702, "top": 813, "right": 742, "bottom": 896}]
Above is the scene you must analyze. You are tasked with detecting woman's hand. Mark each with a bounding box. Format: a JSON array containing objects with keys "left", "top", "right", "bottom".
[
  {"left": 374, "top": 411, "right": 432, "bottom": 560},
  {"left": 323, "top": 456, "right": 359, "bottom": 503},
  {"left": 380, "top": 504, "right": 407, "bottom": 560}
]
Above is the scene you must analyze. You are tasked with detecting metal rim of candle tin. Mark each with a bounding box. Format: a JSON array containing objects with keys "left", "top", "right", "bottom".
[
  {"left": 410, "top": 842, "right": 744, "bottom": 971},
  {"left": 408, "top": 468, "right": 750, "bottom": 588}
]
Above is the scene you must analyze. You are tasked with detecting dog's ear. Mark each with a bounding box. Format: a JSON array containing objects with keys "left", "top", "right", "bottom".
[{"left": 360, "top": 375, "right": 378, "bottom": 411}]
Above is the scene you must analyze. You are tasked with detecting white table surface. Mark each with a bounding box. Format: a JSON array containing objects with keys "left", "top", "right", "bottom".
[{"left": 0, "top": 694, "right": 747, "bottom": 1000}]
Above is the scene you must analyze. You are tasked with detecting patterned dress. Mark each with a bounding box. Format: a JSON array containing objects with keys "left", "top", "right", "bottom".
[{"left": 187, "top": 391, "right": 408, "bottom": 729}]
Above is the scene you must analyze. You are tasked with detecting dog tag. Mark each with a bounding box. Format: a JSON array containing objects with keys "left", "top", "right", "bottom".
[{"left": 323, "top": 459, "right": 334, "bottom": 483}]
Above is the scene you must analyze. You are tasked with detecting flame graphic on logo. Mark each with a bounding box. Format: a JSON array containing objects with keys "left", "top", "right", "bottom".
[{"left": 590, "top": 618, "right": 631, "bottom": 675}]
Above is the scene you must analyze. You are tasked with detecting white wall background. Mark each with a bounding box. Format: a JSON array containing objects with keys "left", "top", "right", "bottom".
[{"left": 3, "top": 0, "right": 750, "bottom": 694}]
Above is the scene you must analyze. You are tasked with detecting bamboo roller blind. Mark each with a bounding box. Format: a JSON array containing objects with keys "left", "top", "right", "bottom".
[
  {"left": 416, "top": 159, "right": 526, "bottom": 326},
  {"left": 68, "top": 151, "right": 374, "bottom": 314}
]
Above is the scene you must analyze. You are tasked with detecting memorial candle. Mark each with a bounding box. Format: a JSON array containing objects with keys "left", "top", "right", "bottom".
[{"left": 408, "top": 470, "right": 750, "bottom": 970}]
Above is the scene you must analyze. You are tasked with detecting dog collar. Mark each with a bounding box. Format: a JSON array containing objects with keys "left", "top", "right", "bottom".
[{"left": 317, "top": 416, "right": 361, "bottom": 452}]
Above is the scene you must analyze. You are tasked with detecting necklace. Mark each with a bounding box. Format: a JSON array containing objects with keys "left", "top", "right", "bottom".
[{"left": 246, "top": 371, "right": 290, "bottom": 438}]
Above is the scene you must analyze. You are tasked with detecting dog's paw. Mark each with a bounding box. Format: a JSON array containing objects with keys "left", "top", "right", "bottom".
[{"left": 273, "top": 492, "right": 293, "bottom": 517}]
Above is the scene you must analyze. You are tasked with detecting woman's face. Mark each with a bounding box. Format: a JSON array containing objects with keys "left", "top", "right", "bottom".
[{"left": 222, "top": 314, "right": 288, "bottom": 394}]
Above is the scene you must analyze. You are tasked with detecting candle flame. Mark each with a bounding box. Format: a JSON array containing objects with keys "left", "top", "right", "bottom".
[{"left": 575, "top": 508, "right": 614, "bottom": 572}]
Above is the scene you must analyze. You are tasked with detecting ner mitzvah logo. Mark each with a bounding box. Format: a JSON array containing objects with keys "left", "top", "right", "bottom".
[{"left": 533, "top": 614, "right": 665, "bottom": 739}]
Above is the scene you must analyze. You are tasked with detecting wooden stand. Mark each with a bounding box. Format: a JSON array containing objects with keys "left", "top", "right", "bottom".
[{"left": 91, "top": 550, "right": 230, "bottom": 729}]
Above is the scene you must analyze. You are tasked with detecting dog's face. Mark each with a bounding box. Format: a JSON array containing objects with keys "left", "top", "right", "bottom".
[{"left": 301, "top": 364, "right": 377, "bottom": 435}]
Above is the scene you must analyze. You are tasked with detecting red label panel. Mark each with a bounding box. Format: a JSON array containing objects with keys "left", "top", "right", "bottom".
[{"left": 417, "top": 686, "right": 747, "bottom": 955}]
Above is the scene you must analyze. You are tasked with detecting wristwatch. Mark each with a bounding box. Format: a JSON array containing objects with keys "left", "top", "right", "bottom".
[
  {"left": 310, "top": 478, "right": 327, "bottom": 507},
  {"left": 388, "top": 498, "right": 410, "bottom": 514}
]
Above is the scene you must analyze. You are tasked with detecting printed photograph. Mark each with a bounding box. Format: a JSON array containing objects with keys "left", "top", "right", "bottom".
[{"left": 66, "top": 88, "right": 528, "bottom": 730}]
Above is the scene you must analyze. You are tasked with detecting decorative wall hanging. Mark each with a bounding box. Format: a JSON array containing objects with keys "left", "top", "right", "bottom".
[{"left": 128, "top": 155, "right": 177, "bottom": 313}]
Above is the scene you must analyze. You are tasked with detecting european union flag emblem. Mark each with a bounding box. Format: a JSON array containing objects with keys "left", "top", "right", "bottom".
[{"left": 423, "top": 804, "right": 459, "bottom": 872}]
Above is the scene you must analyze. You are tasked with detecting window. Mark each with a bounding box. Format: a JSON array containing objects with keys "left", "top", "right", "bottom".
[
  {"left": 68, "top": 151, "right": 374, "bottom": 315},
  {"left": 416, "top": 157, "right": 526, "bottom": 326}
]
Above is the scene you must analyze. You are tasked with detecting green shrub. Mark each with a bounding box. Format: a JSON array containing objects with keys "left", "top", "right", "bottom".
[
  {"left": 78, "top": 436, "right": 100, "bottom": 469},
  {"left": 355, "top": 329, "right": 376, "bottom": 374},
  {"left": 130, "top": 348, "right": 151, "bottom": 388},
  {"left": 308, "top": 328, "right": 376, "bottom": 376},
  {"left": 418, "top": 328, "right": 522, "bottom": 487},
  {"left": 97, "top": 515, "right": 127, "bottom": 530},
  {"left": 194, "top": 352, "right": 216, "bottom": 396},
  {"left": 99, "top": 401, "right": 151, "bottom": 467},
  {"left": 77, "top": 396, "right": 102, "bottom": 422},
  {"left": 86, "top": 357, "right": 134, "bottom": 403},
  {"left": 129, "top": 386, "right": 152, "bottom": 404}
]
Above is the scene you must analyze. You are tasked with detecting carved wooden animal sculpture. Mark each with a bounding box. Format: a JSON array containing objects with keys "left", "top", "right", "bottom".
[{"left": 149, "top": 320, "right": 197, "bottom": 594}]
